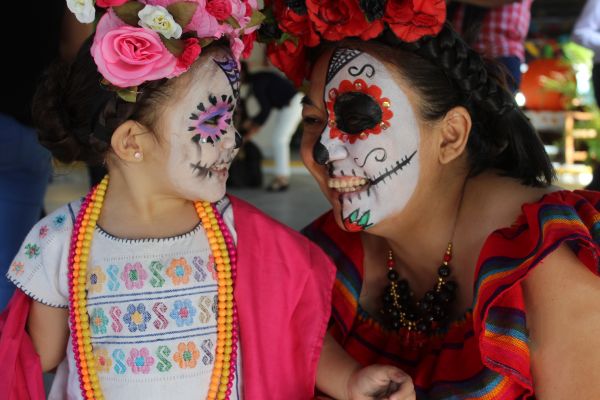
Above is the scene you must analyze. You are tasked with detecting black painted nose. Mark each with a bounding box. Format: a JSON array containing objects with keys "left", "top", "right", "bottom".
[{"left": 313, "top": 141, "right": 330, "bottom": 165}]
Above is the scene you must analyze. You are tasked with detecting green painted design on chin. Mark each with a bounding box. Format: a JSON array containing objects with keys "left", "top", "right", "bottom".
[{"left": 343, "top": 208, "right": 373, "bottom": 232}]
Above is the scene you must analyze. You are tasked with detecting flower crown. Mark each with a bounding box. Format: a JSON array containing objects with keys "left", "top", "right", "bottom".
[
  {"left": 259, "top": 0, "right": 446, "bottom": 86},
  {"left": 67, "top": 0, "right": 264, "bottom": 101}
]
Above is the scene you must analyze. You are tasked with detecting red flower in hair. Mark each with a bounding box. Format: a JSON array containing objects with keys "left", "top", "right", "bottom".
[
  {"left": 267, "top": 40, "right": 309, "bottom": 87},
  {"left": 177, "top": 38, "right": 202, "bottom": 70},
  {"left": 96, "top": 0, "right": 128, "bottom": 8},
  {"left": 278, "top": 7, "right": 320, "bottom": 47},
  {"left": 241, "top": 31, "right": 257, "bottom": 58},
  {"left": 306, "top": 0, "right": 383, "bottom": 41},
  {"left": 206, "top": 0, "right": 234, "bottom": 21},
  {"left": 383, "top": 0, "right": 446, "bottom": 42}
]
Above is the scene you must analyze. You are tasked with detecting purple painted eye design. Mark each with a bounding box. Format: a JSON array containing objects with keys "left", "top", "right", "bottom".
[{"left": 188, "top": 94, "right": 235, "bottom": 144}]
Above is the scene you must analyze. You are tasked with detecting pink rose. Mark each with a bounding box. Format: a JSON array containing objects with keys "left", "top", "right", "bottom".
[
  {"left": 206, "top": 0, "right": 233, "bottom": 21},
  {"left": 96, "top": 0, "right": 129, "bottom": 7},
  {"left": 91, "top": 13, "right": 180, "bottom": 87}
]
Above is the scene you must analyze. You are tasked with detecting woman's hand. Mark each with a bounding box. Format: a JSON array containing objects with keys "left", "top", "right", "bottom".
[{"left": 347, "top": 365, "right": 415, "bottom": 400}]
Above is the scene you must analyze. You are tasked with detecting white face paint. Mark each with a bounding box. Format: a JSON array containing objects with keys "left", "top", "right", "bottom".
[
  {"left": 315, "top": 49, "right": 420, "bottom": 232},
  {"left": 163, "top": 50, "right": 242, "bottom": 202}
]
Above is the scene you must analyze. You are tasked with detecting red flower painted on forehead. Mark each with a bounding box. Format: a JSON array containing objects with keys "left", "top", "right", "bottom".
[{"left": 326, "top": 78, "right": 393, "bottom": 144}]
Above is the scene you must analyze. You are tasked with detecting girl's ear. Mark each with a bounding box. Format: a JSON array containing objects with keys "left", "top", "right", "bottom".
[{"left": 110, "top": 121, "right": 148, "bottom": 162}]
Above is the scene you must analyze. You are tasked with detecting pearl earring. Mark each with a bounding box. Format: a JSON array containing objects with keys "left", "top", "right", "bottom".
[{"left": 134, "top": 152, "right": 143, "bottom": 160}]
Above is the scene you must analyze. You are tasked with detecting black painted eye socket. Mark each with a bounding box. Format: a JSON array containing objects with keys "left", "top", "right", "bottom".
[{"left": 333, "top": 92, "right": 383, "bottom": 134}]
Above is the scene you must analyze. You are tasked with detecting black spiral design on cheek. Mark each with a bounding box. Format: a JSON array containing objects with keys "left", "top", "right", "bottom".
[
  {"left": 354, "top": 147, "right": 387, "bottom": 167},
  {"left": 348, "top": 64, "right": 375, "bottom": 78}
]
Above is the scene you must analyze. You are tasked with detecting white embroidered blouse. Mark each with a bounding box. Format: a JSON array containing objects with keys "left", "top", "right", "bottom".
[{"left": 6, "top": 197, "right": 242, "bottom": 400}]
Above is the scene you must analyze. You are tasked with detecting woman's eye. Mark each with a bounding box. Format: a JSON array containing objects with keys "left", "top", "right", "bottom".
[{"left": 302, "top": 115, "right": 323, "bottom": 127}]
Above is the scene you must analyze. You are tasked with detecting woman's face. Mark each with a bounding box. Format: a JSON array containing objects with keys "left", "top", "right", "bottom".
[
  {"left": 301, "top": 48, "right": 424, "bottom": 232},
  {"left": 159, "top": 49, "right": 242, "bottom": 202}
]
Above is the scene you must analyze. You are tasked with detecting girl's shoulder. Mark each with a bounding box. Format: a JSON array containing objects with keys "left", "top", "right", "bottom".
[{"left": 6, "top": 199, "right": 84, "bottom": 308}]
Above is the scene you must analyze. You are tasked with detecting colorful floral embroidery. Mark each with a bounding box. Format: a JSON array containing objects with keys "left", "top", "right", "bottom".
[
  {"left": 206, "top": 255, "right": 217, "bottom": 281},
  {"left": 169, "top": 299, "right": 197, "bottom": 327},
  {"left": 173, "top": 341, "right": 200, "bottom": 369},
  {"left": 94, "top": 348, "right": 113, "bottom": 373},
  {"left": 10, "top": 261, "right": 24, "bottom": 276},
  {"left": 123, "top": 303, "right": 152, "bottom": 332},
  {"left": 87, "top": 266, "right": 107, "bottom": 294},
  {"left": 38, "top": 225, "right": 49, "bottom": 239},
  {"left": 90, "top": 308, "right": 109, "bottom": 335},
  {"left": 121, "top": 262, "right": 148, "bottom": 290},
  {"left": 52, "top": 214, "right": 66, "bottom": 229},
  {"left": 24, "top": 243, "right": 40, "bottom": 259},
  {"left": 166, "top": 258, "right": 192, "bottom": 285},
  {"left": 126, "top": 348, "right": 155, "bottom": 374}
]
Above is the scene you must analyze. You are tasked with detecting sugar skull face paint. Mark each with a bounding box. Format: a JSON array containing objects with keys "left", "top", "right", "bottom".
[
  {"left": 163, "top": 50, "right": 242, "bottom": 202},
  {"left": 315, "top": 48, "right": 420, "bottom": 232}
]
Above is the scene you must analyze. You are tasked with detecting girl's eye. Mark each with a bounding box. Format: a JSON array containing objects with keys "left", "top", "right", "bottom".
[
  {"left": 302, "top": 115, "right": 323, "bottom": 127},
  {"left": 204, "top": 115, "right": 220, "bottom": 126}
]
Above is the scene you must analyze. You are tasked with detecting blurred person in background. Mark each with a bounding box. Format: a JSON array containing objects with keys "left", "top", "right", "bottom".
[
  {"left": 0, "top": 2, "right": 92, "bottom": 309},
  {"left": 448, "top": 0, "right": 533, "bottom": 92},
  {"left": 240, "top": 62, "right": 303, "bottom": 191}
]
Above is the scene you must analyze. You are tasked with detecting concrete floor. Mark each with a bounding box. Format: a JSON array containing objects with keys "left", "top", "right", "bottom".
[{"left": 45, "top": 162, "right": 330, "bottom": 232}]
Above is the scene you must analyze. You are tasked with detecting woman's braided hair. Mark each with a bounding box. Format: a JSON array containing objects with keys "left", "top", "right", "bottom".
[{"left": 372, "top": 24, "right": 554, "bottom": 186}]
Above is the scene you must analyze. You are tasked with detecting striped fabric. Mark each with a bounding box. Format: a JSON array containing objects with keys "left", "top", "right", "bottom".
[
  {"left": 303, "top": 190, "right": 600, "bottom": 399},
  {"left": 450, "top": 0, "right": 533, "bottom": 61}
]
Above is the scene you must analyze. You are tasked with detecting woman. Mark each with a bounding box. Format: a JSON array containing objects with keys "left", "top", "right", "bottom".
[{"left": 262, "top": 0, "right": 600, "bottom": 398}]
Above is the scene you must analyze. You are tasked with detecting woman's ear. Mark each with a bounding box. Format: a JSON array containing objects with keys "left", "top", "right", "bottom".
[
  {"left": 110, "top": 120, "right": 148, "bottom": 162},
  {"left": 437, "top": 106, "right": 471, "bottom": 165}
]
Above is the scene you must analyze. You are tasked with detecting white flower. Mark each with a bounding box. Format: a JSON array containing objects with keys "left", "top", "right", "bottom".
[
  {"left": 66, "top": 0, "right": 95, "bottom": 24},
  {"left": 138, "top": 5, "right": 182, "bottom": 39}
]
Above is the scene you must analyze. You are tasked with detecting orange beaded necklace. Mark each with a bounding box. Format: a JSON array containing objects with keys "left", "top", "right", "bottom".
[{"left": 67, "top": 176, "right": 238, "bottom": 400}]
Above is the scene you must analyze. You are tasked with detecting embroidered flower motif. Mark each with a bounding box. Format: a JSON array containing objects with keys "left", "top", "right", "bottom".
[
  {"left": 87, "top": 266, "right": 107, "bottom": 294},
  {"left": 38, "top": 225, "right": 49, "bottom": 239},
  {"left": 206, "top": 255, "right": 218, "bottom": 281},
  {"left": 121, "top": 262, "right": 148, "bottom": 290},
  {"left": 126, "top": 348, "right": 155, "bottom": 374},
  {"left": 138, "top": 5, "right": 183, "bottom": 39},
  {"left": 123, "top": 303, "right": 152, "bottom": 332},
  {"left": 94, "top": 348, "right": 113, "bottom": 373},
  {"left": 169, "top": 299, "right": 197, "bottom": 327},
  {"left": 166, "top": 258, "right": 193, "bottom": 285},
  {"left": 173, "top": 341, "right": 201, "bottom": 369},
  {"left": 66, "top": 0, "right": 96, "bottom": 23},
  {"left": 52, "top": 214, "right": 66, "bottom": 229},
  {"left": 90, "top": 308, "right": 109, "bottom": 335},
  {"left": 10, "top": 261, "right": 24, "bottom": 276},
  {"left": 24, "top": 243, "right": 40, "bottom": 259}
]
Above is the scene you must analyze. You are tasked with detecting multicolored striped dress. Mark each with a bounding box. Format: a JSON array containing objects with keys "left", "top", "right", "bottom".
[{"left": 303, "top": 190, "right": 600, "bottom": 399}]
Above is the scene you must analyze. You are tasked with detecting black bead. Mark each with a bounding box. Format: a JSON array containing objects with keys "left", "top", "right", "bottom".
[
  {"left": 407, "top": 312, "right": 417, "bottom": 321},
  {"left": 438, "top": 289, "right": 454, "bottom": 303},
  {"left": 387, "top": 269, "right": 400, "bottom": 282},
  {"left": 397, "top": 279, "right": 409, "bottom": 292},
  {"left": 391, "top": 309, "right": 400, "bottom": 318},
  {"left": 417, "top": 321, "right": 429, "bottom": 332},
  {"left": 445, "top": 281, "right": 458, "bottom": 292},
  {"left": 392, "top": 320, "right": 401, "bottom": 330},
  {"left": 400, "top": 292, "right": 411, "bottom": 301},
  {"left": 438, "top": 265, "right": 451, "bottom": 278},
  {"left": 418, "top": 300, "right": 431, "bottom": 312},
  {"left": 383, "top": 293, "right": 393, "bottom": 304},
  {"left": 425, "top": 290, "right": 436, "bottom": 302}
]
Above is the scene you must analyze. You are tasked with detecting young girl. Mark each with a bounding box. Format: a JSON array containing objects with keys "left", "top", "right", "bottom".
[{"left": 2, "top": 1, "right": 414, "bottom": 399}]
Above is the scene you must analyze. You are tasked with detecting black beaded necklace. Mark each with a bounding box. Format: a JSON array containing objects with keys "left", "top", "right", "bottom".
[
  {"left": 379, "top": 182, "right": 466, "bottom": 334},
  {"left": 380, "top": 244, "right": 458, "bottom": 333}
]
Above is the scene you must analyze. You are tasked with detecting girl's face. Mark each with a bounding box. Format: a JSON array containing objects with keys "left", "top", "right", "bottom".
[
  {"left": 301, "top": 48, "right": 422, "bottom": 232},
  {"left": 160, "top": 49, "right": 242, "bottom": 202}
]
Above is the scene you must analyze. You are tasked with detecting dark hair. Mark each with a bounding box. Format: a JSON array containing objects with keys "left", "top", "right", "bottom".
[
  {"left": 32, "top": 37, "right": 173, "bottom": 165},
  {"left": 315, "top": 25, "right": 554, "bottom": 187}
]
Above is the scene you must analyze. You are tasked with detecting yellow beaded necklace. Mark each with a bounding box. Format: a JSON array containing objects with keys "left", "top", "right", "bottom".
[{"left": 67, "top": 176, "right": 237, "bottom": 400}]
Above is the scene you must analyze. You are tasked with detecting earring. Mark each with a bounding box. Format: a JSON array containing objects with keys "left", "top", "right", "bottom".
[{"left": 134, "top": 152, "right": 143, "bottom": 160}]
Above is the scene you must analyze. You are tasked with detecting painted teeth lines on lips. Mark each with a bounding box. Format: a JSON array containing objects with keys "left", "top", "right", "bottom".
[{"left": 328, "top": 177, "right": 368, "bottom": 191}]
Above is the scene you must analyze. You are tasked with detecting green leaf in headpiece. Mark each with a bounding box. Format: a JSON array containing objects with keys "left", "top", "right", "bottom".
[
  {"left": 114, "top": 2, "right": 144, "bottom": 26},
  {"left": 167, "top": 2, "right": 199, "bottom": 29},
  {"left": 117, "top": 87, "right": 139, "bottom": 103},
  {"left": 161, "top": 37, "right": 185, "bottom": 57},
  {"left": 225, "top": 16, "right": 241, "bottom": 29},
  {"left": 245, "top": 10, "right": 265, "bottom": 30}
]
